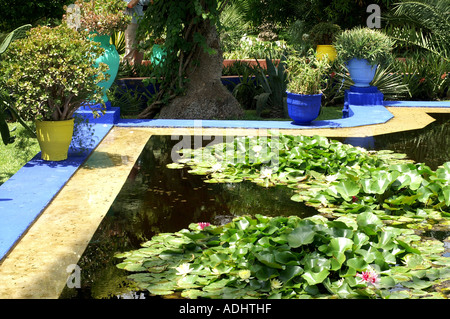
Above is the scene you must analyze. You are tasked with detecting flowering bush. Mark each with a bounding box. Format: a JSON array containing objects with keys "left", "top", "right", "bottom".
[
  {"left": 64, "top": 0, "right": 130, "bottom": 36},
  {"left": 0, "top": 24, "right": 108, "bottom": 121}
]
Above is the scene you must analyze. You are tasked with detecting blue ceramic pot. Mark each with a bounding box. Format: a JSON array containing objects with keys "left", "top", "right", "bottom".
[
  {"left": 287, "top": 92, "right": 322, "bottom": 125},
  {"left": 346, "top": 58, "right": 378, "bottom": 87}
]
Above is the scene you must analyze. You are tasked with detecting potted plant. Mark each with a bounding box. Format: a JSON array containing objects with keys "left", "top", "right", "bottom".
[
  {"left": 64, "top": 0, "right": 131, "bottom": 104},
  {"left": 334, "top": 27, "right": 394, "bottom": 87},
  {"left": 0, "top": 24, "right": 108, "bottom": 161},
  {"left": 309, "top": 22, "right": 341, "bottom": 62},
  {"left": 285, "top": 51, "right": 330, "bottom": 124}
]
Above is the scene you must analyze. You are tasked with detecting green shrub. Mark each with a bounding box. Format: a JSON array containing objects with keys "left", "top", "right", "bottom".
[
  {"left": 63, "top": 0, "right": 130, "bottom": 36},
  {"left": 309, "top": 22, "right": 342, "bottom": 47},
  {"left": 285, "top": 51, "right": 330, "bottom": 95},
  {"left": 0, "top": 24, "right": 108, "bottom": 121},
  {"left": 0, "top": 0, "right": 72, "bottom": 32},
  {"left": 393, "top": 52, "right": 450, "bottom": 100},
  {"left": 334, "top": 27, "right": 394, "bottom": 66}
]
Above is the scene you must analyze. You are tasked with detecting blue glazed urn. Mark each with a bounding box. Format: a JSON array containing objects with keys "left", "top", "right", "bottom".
[
  {"left": 346, "top": 58, "right": 378, "bottom": 87},
  {"left": 287, "top": 92, "right": 322, "bottom": 125}
]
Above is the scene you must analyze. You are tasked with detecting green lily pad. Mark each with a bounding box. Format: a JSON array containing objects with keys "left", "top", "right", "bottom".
[
  {"left": 302, "top": 269, "right": 330, "bottom": 285},
  {"left": 287, "top": 224, "right": 316, "bottom": 248},
  {"left": 334, "top": 180, "right": 360, "bottom": 201}
]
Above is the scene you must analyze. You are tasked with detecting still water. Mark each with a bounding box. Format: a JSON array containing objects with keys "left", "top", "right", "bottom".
[{"left": 60, "top": 113, "right": 449, "bottom": 299}]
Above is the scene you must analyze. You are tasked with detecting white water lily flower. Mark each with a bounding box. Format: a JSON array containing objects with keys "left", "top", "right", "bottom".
[
  {"left": 238, "top": 269, "right": 253, "bottom": 282},
  {"left": 252, "top": 145, "right": 263, "bottom": 153},
  {"left": 210, "top": 163, "right": 223, "bottom": 172},
  {"left": 175, "top": 263, "right": 193, "bottom": 276},
  {"left": 325, "top": 174, "right": 338, "bottom": 183},
  {"left": 271, "top": 278, "right": 283, "bottom": 290},
  {"left": 260, "top": 167, "right": 272, "bottom": 179}
]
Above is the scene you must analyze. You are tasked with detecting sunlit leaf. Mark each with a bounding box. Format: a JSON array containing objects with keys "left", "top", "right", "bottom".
[
  {"left": 287, "top": 224, "right": 316, "bottom": 248},
  {"left": 334, "top": 180, "right": 360, "bottom": 201},
  {"left": 302, "top": 269, "right": 330, "bottom": 285}
]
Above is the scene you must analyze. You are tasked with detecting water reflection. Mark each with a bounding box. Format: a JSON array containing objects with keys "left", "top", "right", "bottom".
[
  {"left": 336, "top": 113, "right": 450, "bottom": 170},
  {"left": 107, "top": 134, "right": 318, "bottom": 243}
]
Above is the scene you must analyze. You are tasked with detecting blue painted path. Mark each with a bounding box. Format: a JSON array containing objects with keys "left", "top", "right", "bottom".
[
  {"left": 0, "top": 124, "right": 112, "bottom": 260},
  {"left": 385, "top": 100, "right": 450, "bottom": 108},
  {"left": 116, "top": 104, "right": 395, "bottom": 129}
]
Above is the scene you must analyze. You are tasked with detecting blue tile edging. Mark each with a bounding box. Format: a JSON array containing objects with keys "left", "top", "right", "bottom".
[
  {"left": 116, "top": 104, "right": 394, "bottom": 130},
  {"left": 385, "top": 100, "right": 450, "bottom": 108},
  {"left": 0, "top": 124, "right": 113, "bottom": 261}
]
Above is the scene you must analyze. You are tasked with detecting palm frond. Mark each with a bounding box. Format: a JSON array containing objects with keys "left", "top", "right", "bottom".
[{"left": 388, "top": 0, "right": 449, "bottom": 60}]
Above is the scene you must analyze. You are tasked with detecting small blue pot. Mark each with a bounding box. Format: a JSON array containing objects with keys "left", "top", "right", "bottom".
[
  {"left": 287, "top": 92, "right": 322, "bottom": 125},
  {"left": 346, "top": 58, "right": 378, "bottom": 87}
]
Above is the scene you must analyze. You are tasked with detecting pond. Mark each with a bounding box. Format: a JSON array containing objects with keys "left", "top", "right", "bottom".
[{"left": 60, "top": 113, "right": 449, "bottom": 299}]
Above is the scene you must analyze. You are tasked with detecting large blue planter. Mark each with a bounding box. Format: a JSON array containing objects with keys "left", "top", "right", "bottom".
[
  {"left": 287, "top": 92, "right": 322, "bottom": 125},
  {"left": 91, "top": 34, "right": 120, "bottom": 103},
  {"left": 346, "top": 58, "right": 378, "bottom": 87}
]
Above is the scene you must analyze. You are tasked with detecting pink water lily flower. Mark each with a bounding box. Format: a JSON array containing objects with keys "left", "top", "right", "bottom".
[
  {"left": 198, "top": 222, "right": 211, "bottom": 230},
  {"left": 356, "top": 269, "right": 379, "bottom": 286}
]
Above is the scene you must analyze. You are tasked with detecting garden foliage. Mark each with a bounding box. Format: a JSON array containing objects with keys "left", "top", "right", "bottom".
[
  {"left": 0, "top": 24, "right": 32, "bottom": 145},
  {"left": 0, "top": 24, "right": 108, "bottom": 121},
  {"left": 63, "top": 0, "right": 130, "bottom": 36},
  {"left": 253, "top": 57, "right": 288, "bottom": 118},
  {"left": 0, "top": 0, "right": 72, "bottom": 32},
  {"left": 387, "top": 0, "right": 449, "bottom": 62},
  {"left": 334, "top": 27, "right": 394, "bottom": 66}
]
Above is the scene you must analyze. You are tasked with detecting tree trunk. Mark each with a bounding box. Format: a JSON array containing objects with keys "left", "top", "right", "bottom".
[{"left": 157, "top": 20, "right": 244, "bottom": 120}]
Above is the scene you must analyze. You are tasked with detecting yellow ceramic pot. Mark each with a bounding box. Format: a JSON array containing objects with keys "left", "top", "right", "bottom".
[
  {"left": 35, "top": 118, "right": 75, "bottom": 161},
  {"left": 316, "top": 45, "right": 337, "bottom": 62}
]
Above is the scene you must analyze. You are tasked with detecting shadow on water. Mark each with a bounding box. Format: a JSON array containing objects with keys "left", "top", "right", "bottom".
[{"left": 61, "top": 113, "right": 449, "bottom": 299}]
